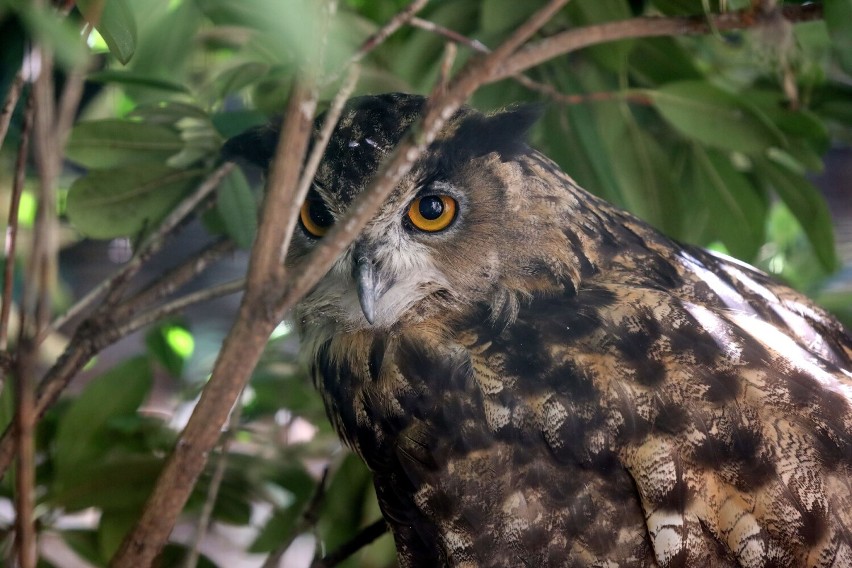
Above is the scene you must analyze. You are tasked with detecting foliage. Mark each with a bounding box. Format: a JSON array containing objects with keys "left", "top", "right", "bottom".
[{"left": 0, "top": 0, "right": 850, "bottom": 566}]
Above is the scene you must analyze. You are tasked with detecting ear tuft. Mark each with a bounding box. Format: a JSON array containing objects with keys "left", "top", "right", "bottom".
[
  {"left": 449, "top": 104, "right": 542, "bottom": 163},
  {"left": 221, "top": 120, "right": 280, "bottom": 169}
]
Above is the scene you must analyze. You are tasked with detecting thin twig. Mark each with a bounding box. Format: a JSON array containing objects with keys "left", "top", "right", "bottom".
[
  {"left": 262, "top": 467, "right": 331, "bottom": 568},
  {"left": 436, "top": 42, "right": 457, "bottom": 96},
  {"left": 409, "top": 16, "right": 651, "bottom": 107},
  {"left": 496, "top": 2, "right": 823, "bottom": 80},
  {"left": 184, "top": 392, "right": 245, "bottom": 568},
  {"left": 0, "top": 89, "right": 34, "bottom": 353},
  {"left": 311, "top": 519, "right": 388, "bottom": 568},
  {"left": 324, "top": 0, "right": 428, "bottom": 84},
  {"left": 119, "top": 279, "right": 245, "bottom": 337},
  {"left": 283, "top": 64, "right": 361, "bottom": 261},
  {"left": 116, "top": 239, "right": 236, "bottom": 319},
  {"left": 0, "top": 72, "right": 24, "bottom": 154},
  {"left": 48, "top": 163, "right": 235, "bottom": 335},
  {"left": 99, "top": 164, "right": 234, "bottom": 309}
]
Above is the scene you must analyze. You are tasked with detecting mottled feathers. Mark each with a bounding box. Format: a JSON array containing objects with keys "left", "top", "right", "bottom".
[{"left": 227, "top": 93, "right": 852, "bottom": 567}]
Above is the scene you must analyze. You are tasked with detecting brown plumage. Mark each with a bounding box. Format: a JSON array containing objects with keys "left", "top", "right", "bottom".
[{"left": 226, "top": 93, "right": 852, "bottom": 567}]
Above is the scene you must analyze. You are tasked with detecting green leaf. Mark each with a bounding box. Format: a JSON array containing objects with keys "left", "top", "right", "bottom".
[
  {"left": 629, "top": 38, "right": 703, "bottom": 85},
  {"left": 648, "top": 81, "right": 785, "bottom": 153},
  {"left": 218, "top": 167, "right": 257, "bottom": 249},
  {"left": 754, "top": 157, "right": 839, "bottom": 271},
  {"left": 567, "top": 0, "right": 634, "bottom": 72},
  {"left": 66, "top": 119, "right": 184, "bottom": 169},
  {"left": 77, "top": 0, "right": 137, "bottom": 64},
  {"left": 66, "top": 164, "right": 206, "bottom": 239},
  {"left": 145, "top": 322, "right": 194, "bottom": 377},
  {"left": 825, "top": 0, "right": 852, "bottom": 76},
  {"left": 87, "top": 70, "right": 189, "bottom": 93},
  {"left": 60, "top": 530, "right": 103, "bottom": 567},
  {"left": 688, "top": 147, "right": 766, "bottom": 260},
  {"left": 98, "top": 510, "right": 138, "bottom": 561},
  {"left": 51, "top": 454, "right": 163, "bottom": 512},
  {"left": 53, "top": 357, "right": 152, "bottom": 487}
]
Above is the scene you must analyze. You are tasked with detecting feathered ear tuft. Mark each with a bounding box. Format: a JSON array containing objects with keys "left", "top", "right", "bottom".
[
  {"left": 221, "top": 120, "right": 281, "bottom": 169},
  {"left": 447, "top": 104, "right": 542, "bottom": 163}
]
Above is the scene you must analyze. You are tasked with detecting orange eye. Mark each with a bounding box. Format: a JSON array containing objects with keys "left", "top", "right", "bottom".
[
  {"left": 299, "top": 199, "right": 334, "bottom": 237},
  {"left": 407, "top": 195, "right": 457, "bottom": 232}
]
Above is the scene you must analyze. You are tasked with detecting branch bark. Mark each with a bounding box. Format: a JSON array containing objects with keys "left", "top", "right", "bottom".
[
  {"left": 110, "top": 76, "right": 319, "bottom": 568},
  {"left": 496, "top": 3, "right": 823, "bottom": 81}
]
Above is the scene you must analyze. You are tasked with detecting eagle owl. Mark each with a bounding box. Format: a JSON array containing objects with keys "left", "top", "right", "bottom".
[{"left": 225, "top": 93, "right": 852, "bottom": 567}]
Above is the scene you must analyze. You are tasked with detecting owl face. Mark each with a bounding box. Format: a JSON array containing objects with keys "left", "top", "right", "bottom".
[{"left": 284, "top": 93, "right": 543, "bottom": 333}]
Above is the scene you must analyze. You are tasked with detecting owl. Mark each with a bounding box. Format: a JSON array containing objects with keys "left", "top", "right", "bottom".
[{"left": 225, "top": 93, "right": 852, "bottom": 567}]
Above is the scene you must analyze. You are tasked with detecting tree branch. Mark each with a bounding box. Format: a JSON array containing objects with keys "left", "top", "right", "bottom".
[
  {"left": 110, "top": 76, "right": 319, "bottom": 568},
  {"left": 0, "top": 72, "right": 23, "bottom": 155},
  {"left": 311, "top": 519, "right": 388, "bottom": 568},
  {"left": 496, "top": 2, "right": 824, "bottom": 81}
]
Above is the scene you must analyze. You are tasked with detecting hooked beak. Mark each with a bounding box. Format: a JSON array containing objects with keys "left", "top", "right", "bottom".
[{"left": 355, "top": 257, "right": 379, "bottom": 325}]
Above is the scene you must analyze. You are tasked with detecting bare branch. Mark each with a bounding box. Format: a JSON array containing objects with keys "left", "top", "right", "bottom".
[
  {"left": 183, "top": 393, "right": 245, "bottom": 568},
  {"left": 340, "top": 0, "right": 428, "bottom": 68},
  {"left": 48, "top": 163, "right": 235, "bottom": 335},
  {"left": 284, "top": 64, "right": 361, "bottom": 260},
  {"left": 496, "top": 3, "right": 823, "bottom": 81},
  {"left": 263, "top": 467, "right": 330, "bottom": 568},
  {"left": 14, "top": 338, "right": 36, "bottom": 568},
  {"left": 0, "top": 72, "right": 24, "bottom": 154},
  {"left": 119, "top": 279, "right": 245, "bottom": 337},
  {"left": 116, "top": 239, "right": 236, "bottom": 318},
  {"left": 311, "top": 519, "right": 388, "bottom": 568},
  {"left": 110, "top": 76, "right": 319, "bottom": 568},
  {"left": 0, "top": 90, "right": 34, "bottom": 353}
]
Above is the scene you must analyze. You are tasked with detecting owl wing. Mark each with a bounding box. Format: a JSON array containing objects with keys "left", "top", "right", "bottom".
[{"left": 459, "top": 246, "right": 852, "bottom": 567}]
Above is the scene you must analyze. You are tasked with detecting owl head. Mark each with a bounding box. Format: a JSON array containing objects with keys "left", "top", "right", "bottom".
[{"left": 224, "top": 93, "right": 565, "bottom": 332}]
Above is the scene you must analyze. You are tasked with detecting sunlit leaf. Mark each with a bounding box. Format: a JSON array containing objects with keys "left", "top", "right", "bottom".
[
  {"left": 145, "top": 322, "right": 194, "bottom": 376},
  {"left": 66, "top": 164, "right": 206, "bottom": 239},
  {"left": 77, "top": 0, "right": 137, "bottom": 64},
  {"left": 648, "top": 81, "right": 785, "bottom": 153}
]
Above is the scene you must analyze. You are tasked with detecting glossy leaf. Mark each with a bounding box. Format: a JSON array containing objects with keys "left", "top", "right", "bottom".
[
  {"left": 77, "top": 0, "right": 137, "bottom": 64},
  {"left": 218, "top": 168, "right": 258, "bottom": 249},
  {"left": 648, "top": 81, "right": 784, "bottom": 153},
  {"left": 66, "top": 164, "right": 206, "bottom": 239},
  {"left": 755, "top": 158, "right": 839, "bottom": 271},
  {"left": 52, "top": 357, "right": 152, "bottom": 488},
  {"left": 66, "top": 119, "right": 184, "bottom": 169}
]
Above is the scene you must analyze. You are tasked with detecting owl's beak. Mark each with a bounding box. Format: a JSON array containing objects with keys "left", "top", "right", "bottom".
[{"left": 355, "top": 257, "right": 378, "bottom": 325}]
